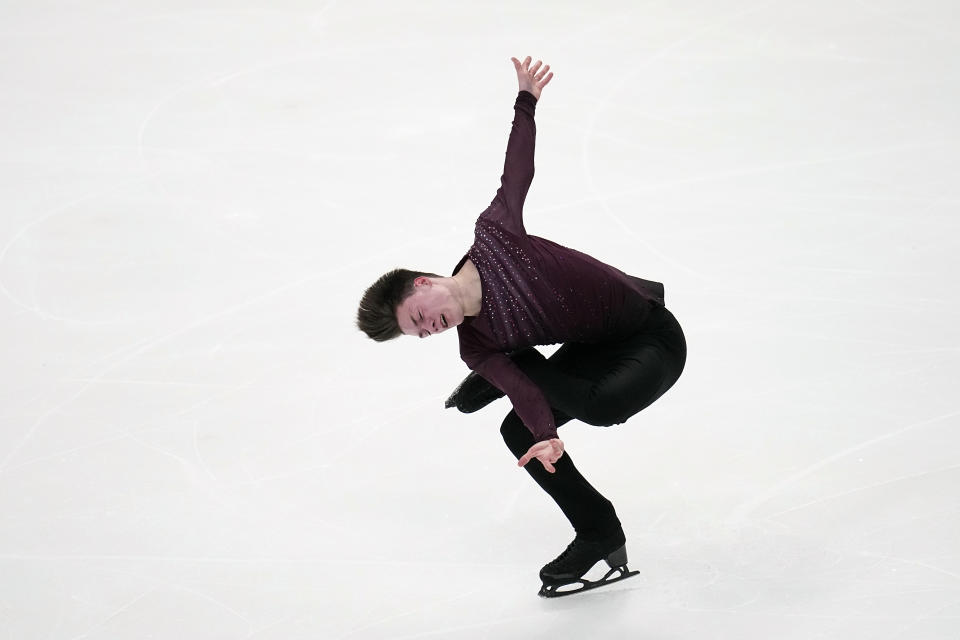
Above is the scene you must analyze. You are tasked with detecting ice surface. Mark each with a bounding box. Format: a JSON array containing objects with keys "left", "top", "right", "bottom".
[{"left": 1, "top": 1, "right": 959, "bottom": 638}]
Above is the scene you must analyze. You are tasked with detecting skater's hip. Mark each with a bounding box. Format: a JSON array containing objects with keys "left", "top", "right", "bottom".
[
  {"left": 612, "top": 302, "right": 687, "bottom": 389},
  {"left": 648, "top": 304, "right": 685, "bottom": 351},
  {"left": 620, "top": 302, "right": 685, "bottom": 356}
]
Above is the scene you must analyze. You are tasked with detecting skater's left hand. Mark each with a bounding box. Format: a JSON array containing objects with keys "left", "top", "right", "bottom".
[
  {"left": 518, "top": 438, "right": 564, "bottom": 473},
  {"left": 510, "top": 56, "right": 554, "bottom": 101}
]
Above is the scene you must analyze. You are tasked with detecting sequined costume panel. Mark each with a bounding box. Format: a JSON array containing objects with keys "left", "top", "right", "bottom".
[{"left": 453, "top": 91, "right": 666, "bottom": 442}]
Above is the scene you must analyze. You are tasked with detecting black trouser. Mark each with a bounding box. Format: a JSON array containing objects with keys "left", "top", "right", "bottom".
[{"left": 499, "top": 303, "right": 687, "bottom": 539}]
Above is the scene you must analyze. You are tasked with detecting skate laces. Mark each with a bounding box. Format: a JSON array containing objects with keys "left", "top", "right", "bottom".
[
  {"left": 550, "top": 537, "right": 591, "bottom": 565},
  {"left": 546, "top": 541, "right": 573, "bottom": 566}
]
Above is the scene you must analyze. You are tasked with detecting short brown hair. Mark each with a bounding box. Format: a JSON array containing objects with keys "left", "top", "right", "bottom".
[{"left": 356, "top": 268, "right": 442, "bottom": 341}]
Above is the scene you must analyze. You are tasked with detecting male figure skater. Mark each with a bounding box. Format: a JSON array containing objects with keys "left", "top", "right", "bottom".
[{"left": 356, "top": 56, "right": 687, "bottom": 596}]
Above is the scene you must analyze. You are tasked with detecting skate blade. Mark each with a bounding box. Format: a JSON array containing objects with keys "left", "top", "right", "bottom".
[{"left": 538, "top": 566, "right": 639, "bottom": 598}]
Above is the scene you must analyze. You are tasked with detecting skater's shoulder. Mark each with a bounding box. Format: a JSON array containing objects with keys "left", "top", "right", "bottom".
[{"left": 474, "top": 199, "right": 528, "bottom": 239}]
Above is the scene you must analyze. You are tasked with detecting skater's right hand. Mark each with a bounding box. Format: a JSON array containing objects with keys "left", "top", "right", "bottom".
[
  {"left": 511, "top": 56, "right": 554, "bottom": 100},
  {"left": 518, "top": 438, "right": 564, "bottom": 473}
]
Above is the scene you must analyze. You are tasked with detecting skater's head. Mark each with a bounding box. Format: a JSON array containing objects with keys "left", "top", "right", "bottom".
[{"left": 357, "top": 268, "right": 461, "bottom": 341}]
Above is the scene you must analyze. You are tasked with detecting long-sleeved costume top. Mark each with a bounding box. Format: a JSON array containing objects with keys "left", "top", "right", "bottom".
[{"left": 452, "top": 90, "right": 666, "bottom": 443}]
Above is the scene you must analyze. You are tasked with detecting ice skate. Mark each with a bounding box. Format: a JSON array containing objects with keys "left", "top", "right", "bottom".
[
  {"left": 538, "top": 531, "right": 638, "bottom": 598},
  {"left": 444, "top": 370, "right": 503, "bottom": 412},
  {"left": 444, "top": 347, "right": 543, "bottom": 413}
]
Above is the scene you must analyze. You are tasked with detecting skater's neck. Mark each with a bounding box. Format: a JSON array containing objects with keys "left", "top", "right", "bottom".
[{"left": 452, "top": 259, "right": 483, "bottom": 317}]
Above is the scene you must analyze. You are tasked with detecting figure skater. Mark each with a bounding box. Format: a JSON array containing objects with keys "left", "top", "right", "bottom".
[{"left": 356, "top": 56, "right": 687, "bottom": 596}]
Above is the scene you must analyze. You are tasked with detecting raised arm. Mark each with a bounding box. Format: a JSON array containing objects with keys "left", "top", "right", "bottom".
[
  {"left": 494, "top": 91, "right": 537, "bottom": 222},
  {"left": 488, "top": 57, "right": 555, "bottom": 233}
]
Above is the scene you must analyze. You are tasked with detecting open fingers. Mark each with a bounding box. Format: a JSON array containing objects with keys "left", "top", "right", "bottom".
[
  {"left": 518, "top": 442, "right": 545, "bottom": 466},
  {"left": 518, "top": 441, "right": 550, "bottom": 468},
  {"left": 512, "top": 57, "right": 553, "bottom": 79},
  {"left": 513, "top": 55, "right": 535, "bottom": 73}
]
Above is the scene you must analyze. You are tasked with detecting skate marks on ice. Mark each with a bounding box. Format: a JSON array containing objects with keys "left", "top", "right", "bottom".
[
  {"left": 578, "top": 0, "right": 779, "bottom": 283},
  {"left": 0, "top": 173, "right": 463, "bottom": 477},
  {"left": 726, "top": 408, "right": 960, "bottom": 524}
]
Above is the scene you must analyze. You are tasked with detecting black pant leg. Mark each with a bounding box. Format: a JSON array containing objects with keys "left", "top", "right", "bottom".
[
  {"left": 516, "top": 304, "right": 687, "bottom": 426},
  {"left": 500, "top": 407, "right": 621, "bottom": 538},
  {"left": 499, "top": 304, "right": 687, "bottom": 537}
]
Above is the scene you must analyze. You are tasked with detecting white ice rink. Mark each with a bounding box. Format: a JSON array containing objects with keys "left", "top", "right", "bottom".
[{"left": 2, "top": 1, "right": 959, "bottom": 638}]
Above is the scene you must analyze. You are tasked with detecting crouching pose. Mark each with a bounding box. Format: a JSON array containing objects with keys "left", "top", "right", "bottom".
[{"left": 356, "top": 56, "right": 687, "bottom": 597}]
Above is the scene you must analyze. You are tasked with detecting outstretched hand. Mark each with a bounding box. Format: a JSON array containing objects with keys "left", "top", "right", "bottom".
[
  {"left": 518, "top": 438, "right": 565, "bottom": 473},
  {"left": 511, "top": 56, "right": 554, "bottom": 100}
]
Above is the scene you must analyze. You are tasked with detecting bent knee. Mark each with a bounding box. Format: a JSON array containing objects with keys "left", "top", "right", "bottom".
[
  {"left": 581, "top": 404, "right": 623, "bottom": 427},
  {"left": 581, "top": 392, "right": 640, "bottom": 427}
]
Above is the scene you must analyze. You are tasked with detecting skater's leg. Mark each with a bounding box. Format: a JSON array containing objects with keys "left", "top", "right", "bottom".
[
  {"left": 500, "top": 408, "right": 622, "bottom": 538},
  {"left": 497, "top": 306, "right": 686, "bottom": 538},
  {"left": 516, "top": 304, "right": 687, "bottom": 426}
]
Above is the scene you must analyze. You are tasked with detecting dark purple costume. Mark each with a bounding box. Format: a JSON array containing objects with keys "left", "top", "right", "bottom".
[
  {"left": 454, "top": 91, "right": 671, "bottom": 441},
  {"left": 451, "top": 91, "right": 687, "bottom": 539}
]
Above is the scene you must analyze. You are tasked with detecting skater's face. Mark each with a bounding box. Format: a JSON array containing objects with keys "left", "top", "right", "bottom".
[{"left": 395, "top": 277, "right": 461, "bottom": 338}]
